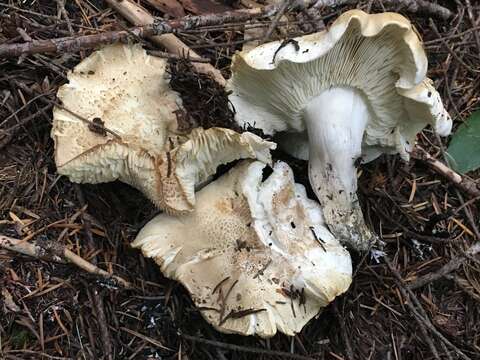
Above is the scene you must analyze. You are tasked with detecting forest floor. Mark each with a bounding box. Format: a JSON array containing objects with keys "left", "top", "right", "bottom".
[{"left": 0, "top": 0, "right": 479, "bottom": 359}]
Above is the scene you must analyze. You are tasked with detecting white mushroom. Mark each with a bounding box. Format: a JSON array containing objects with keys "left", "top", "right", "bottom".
[
  {"left": 228, "top": 10, "right": 452, "bottom": 250},
  {"left": 52, "top": 43, "right": 275, "bottom": 213},
  {"left": 133, "top": 160, "right": 352, "bottom": 337}
]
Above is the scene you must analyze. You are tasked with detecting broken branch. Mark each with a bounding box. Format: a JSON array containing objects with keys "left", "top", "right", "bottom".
[
  {"left": 105, "top": 0, "right": 226, "bottom": 85},
  {"left": 407, "top": 242, "right": 480, "bottom": 290},
  {"left": 0, "top": 234, "right": 132, "bottom": 289},
  {"left": 313, "top": 0, "right": 453, "bottom": 19},
  {"left": 0, "top": 0, "right": 313, "bottom": 60},
  {"left": 411, "top": 146, "right": 480, "bottom": 198}
]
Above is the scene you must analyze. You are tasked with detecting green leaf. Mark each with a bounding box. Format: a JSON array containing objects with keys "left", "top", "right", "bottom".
[
  {"left": 446, "top": 111, "right": 480, "bottom": 174},
  {"left": 10, "top": 328, "right": 32, "bottom": 348}
]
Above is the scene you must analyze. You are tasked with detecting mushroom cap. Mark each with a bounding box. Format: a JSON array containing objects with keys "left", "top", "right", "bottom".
[
  {"left": 132, "top": 160, "right": 352, "bottom": 337},
  {"left": 228, "top": 10, "right": 452, "bottom": 161},
  {"left": 53, "top": 43, "right": 181, "bottom": 167},
  {"left": 158, "top": 127, "right": 276, "bottom": 212},
  {"left": 52, "top": 43, "right": 275, "bottom": 213}
]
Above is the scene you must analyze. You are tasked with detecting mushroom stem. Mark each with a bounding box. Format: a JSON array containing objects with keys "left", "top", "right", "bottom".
[{"left": 305, "top": 87, "right": 375, "bottom": 250}]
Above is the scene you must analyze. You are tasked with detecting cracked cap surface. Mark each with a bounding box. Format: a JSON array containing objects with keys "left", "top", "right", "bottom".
[{"left": 133, "top": 160, "right": 352, "bottom": 337}]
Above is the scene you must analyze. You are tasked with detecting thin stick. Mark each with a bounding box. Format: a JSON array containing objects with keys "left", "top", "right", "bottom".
[
  {"left": 0, "top": 1, "right": 313, "bottom": 60},
  {"left": 48, "top": 99, "right": 122, "bottom": 140},
  {"left": 408, "top": 242, "right": 480, "bottom": 290},
  {"left": 120, "top": 327, "right": 172, "bottom": 351},
  {"left": 105, "top": 0, "right": 225, "bottom": 85},
  {"left": 55, "top": 0, "right": 74, "bottom": 35},
  {"left": 147, "top": 50, "right": 211, "bottom": 63},
  {"left": 429, "top": 19, "right": 480, "bottom": 74},
  {"left": 0, "top": 234, "right": 132, "bottom": 289},
  {"left": 385, "top": 258, "right": 471, "bottom": 360},
  {"left": 411, "top": 146, "right": 480, "bottom": 198},
  {"left": 465, "top": 0, "right": 480, "bottom": 58},
  {"left": 333, "top": 301, "right": 354, "bottom": 360},
  {"left": 313, "top": 0, "right": 452, "bottom": 19},
  {"left": 180, "top": 333, "right": 315, "bottom": 360},
  {"left": 261, "top": 0, "right": 293, "bottom": 44},
  {"left": 75, "top": 185, "right": 113, "bottom": 360},
  {"left": 0, "top": 28, "right": 144, "bottom": 59},
  {"left": 0, "top": 104, "right": 53, "bottom": 150}
]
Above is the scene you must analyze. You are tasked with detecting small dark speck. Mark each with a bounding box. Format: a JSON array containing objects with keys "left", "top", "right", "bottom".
[
  {"left": 428, "top": 91, "right": 432, "bottom": 97},
  {"left": 406, "top": 141, "right": 410, "bottom": 145},
  {"left": 302, "top": 49, "right": 309, "bottom": 53},
  {"left": 290, "top": 222, "right": 296, "bottom": 229},
  {"left": 88, "top": 70, "right": 95, "bottom": 75},
  {"left": 123, "top": 71, "right": 127, "bottom": 75},
  {"left": 269, "top": 243, "right": 272, "bottom": 246},
  {"left": 269, "top": 231, "right": 272, "bottom": 236}
]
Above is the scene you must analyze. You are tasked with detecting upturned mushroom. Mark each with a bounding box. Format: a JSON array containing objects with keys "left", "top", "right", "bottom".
[
  {"left": 228, "top": 10, "right": 452, "bottom": 250},
  {"left": 133, "top": 160, "right": 352, "bottom": 337},
  {"left": 52, "top": 43, "right": 275, "bottom": 213}
]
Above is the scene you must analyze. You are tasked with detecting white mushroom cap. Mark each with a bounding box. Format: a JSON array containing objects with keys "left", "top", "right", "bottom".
[
  {"left": 229, "top": 10, "right": 452, "bottom": 156},
  {"left": 132, "top": 160, "right": 352, "bottom": 337},
  {"left": 52, "top": 43, "right": 275, "bottom": 213},
  {"left": 227, "top": 10, "right": 452, "bottom": 250},
  {"left": 53, "top": 43, "right": 180, "bottom": 168}
]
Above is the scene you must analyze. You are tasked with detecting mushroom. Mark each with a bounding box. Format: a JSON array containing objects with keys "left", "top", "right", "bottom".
[
  {"left": 132, "top": 160, "right": 352, "bottom": 337},
  {"left": 227, "top": 10, "right": 452, "bottom": 250},
  {"left": 52, "top": 43, "right": 275, "bottom": 213}
]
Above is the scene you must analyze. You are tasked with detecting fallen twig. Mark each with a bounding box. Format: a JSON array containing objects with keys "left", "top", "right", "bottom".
[
  {"left": 0, "top": 28, "right": 143, "bottom": 59},
  {"left": 105, "top": 0, "right": 226, "bottom": 85},
  {"left": 313, "top": 0, "right": 453, "bottom": 19},
  {"left": 408, "top": 242, "right": 480, "bottom": 290},
  {"left": 74, "top": 185, "right": 114, "bottom": 360},
  {"left": 120, "top": 327, "right": 172, "bottom": 351},
  {"left": 333, "top": 301, "right": 354, "bottom": 360},
  {"left": 0, "top": 103, "right": 53, "bottom": 151},
  {"left": 385, "top": 257, "right": 471, "bottom": 360},
  {"left": 429, "top": 19, "right": 480, "bottom": 74},
  {"left": 180, "top": 332, "right": 314, "bottom": 359},
  {"left": 0, "top": 234, "right": 132, "bottom": 289},
  {"left": 0, "top": 1, "right": 313, "bottom": 60},
  {"left": 261, "top": 0, "right": 294, "bottom": 44},
  {"left": 147, "top": 49, "right": 211, "bottom": 62},
  {"left": 411, "top": 146, "right": 480, "bottom": 198},
  {"left": 55, "top": 0, "right": 73, "bottom": 35}
]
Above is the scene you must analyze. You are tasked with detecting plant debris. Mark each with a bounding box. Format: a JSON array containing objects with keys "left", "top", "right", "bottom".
[
  {"left": 168, "top": 58, "right": 240, "bottom": 132},
  {"left": 0, "top": 0, "right": 479, "bottom": 359}
]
